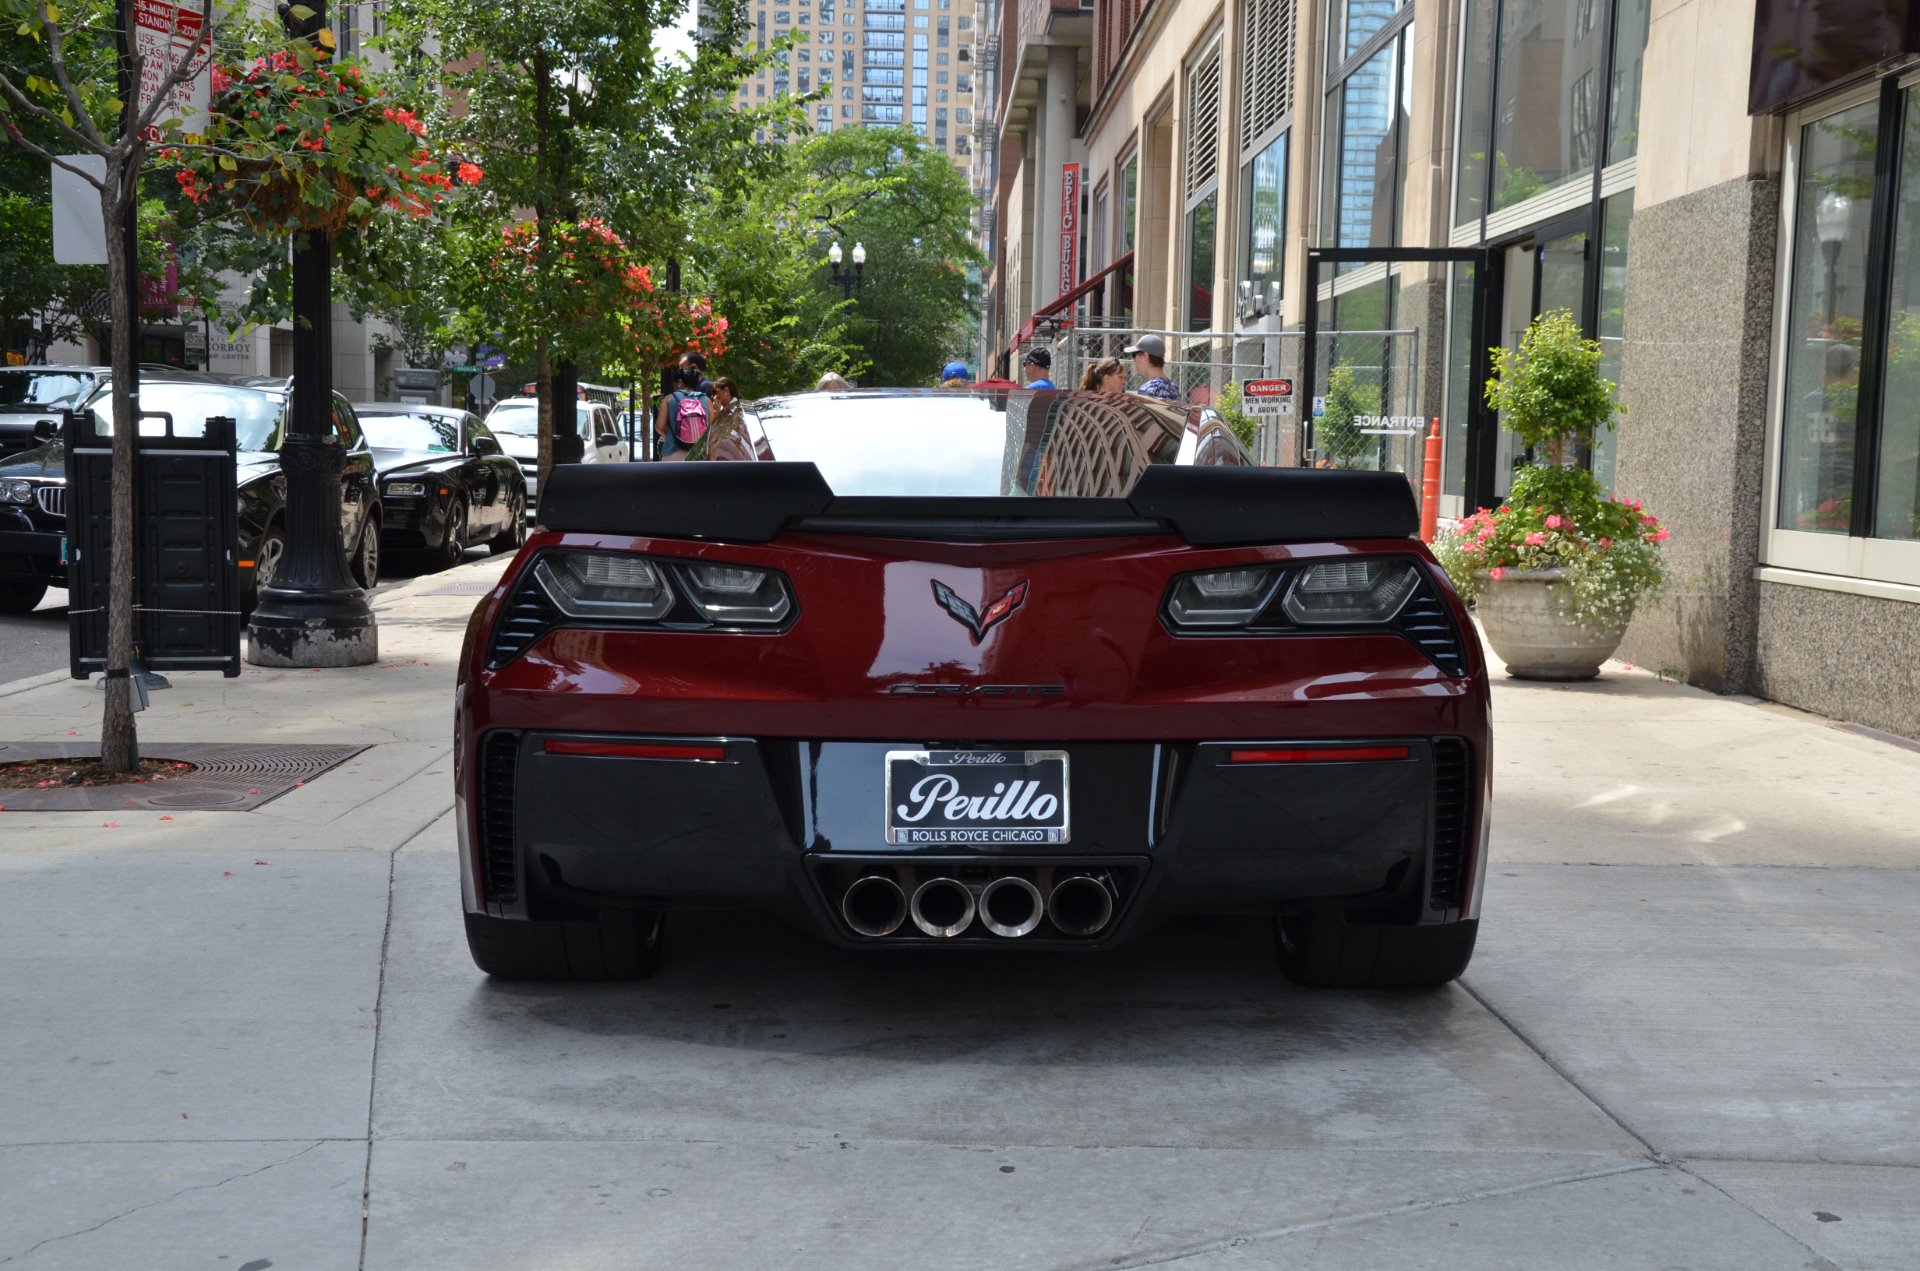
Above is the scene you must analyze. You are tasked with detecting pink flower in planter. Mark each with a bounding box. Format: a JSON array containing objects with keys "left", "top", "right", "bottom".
[
  {"left": 1650, "top": 527, "right": 1670, "bottom": 542},
  {"left": 1489, "top": 566, "right": 1507, "bottom": 580},
  {"left": 1544, "top": 514, "right": 1563, "bottom": 530},
  {"left": 1524, "top": 531, "right": 1546, "bottom": 547}
]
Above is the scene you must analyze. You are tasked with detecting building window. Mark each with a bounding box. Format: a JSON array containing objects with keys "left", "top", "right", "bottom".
[
  {"left": 1120, "top": 153, "right": 1138, "bottom": 255},
  {"left": 1242, "top": 132, "right": 1287, "bottom": 312},
  {"left": 1321, "top": 0, "right": 1411, "bottom": 262},
  {"left": 1456, "top": 0, "right": 1648, "bottom": 224},
  {"left": 1774, "top": 90, "right": 1920, "bottom": 556},
  {"left": 1185, "top": 46, "right": 1223, "bottom": 331}
]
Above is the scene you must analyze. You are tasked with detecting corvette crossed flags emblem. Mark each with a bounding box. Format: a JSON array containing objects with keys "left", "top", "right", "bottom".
[{"left": 930, "top": 579, "right": 1030, "bottom": 644}]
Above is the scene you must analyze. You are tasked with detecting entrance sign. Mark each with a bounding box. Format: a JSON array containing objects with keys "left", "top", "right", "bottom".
[
  {"left": 1356, "top": 415, "right": 1425, "bottom": 436},
  {"left": 1241, "top": 377, "right": 1293, "bottom": 417},
  {"left": 134, "top": 0, "right": 212, "bottom": 142},
  {"left": 1058, "top": 163, "right": 1081, "bottom": 298}
]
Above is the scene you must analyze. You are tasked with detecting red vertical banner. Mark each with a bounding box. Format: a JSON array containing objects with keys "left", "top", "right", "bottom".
[{"left": 1059, "top": 162, "right": 1081, "bottom": 300}]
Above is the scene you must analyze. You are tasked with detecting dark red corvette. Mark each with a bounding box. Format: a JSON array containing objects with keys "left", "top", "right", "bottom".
[{"left": 454, "top": 390, "right": 1491, "bottom": 986}]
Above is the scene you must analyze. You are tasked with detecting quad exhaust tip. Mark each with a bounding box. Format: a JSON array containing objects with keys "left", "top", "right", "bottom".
[
  {"left": 842, "top": 875, "right": 908, "bottom": 938},
  {"left": 1047, "top": 873, "right": 1115, "bottom": 936},
  {"left": 979, "top": 876, "right": 1046, "bottom": 938},
  {"left": 910, "top": 877, "right": 977, "bottom": 938}
]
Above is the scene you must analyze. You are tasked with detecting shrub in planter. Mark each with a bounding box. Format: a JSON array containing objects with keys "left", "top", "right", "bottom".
[{"left": 1434, "top": 310, "right": 1669, "bottom": 679}]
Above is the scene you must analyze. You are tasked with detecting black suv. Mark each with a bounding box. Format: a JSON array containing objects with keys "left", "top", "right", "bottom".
[{"left": 0, "top": 372, "right": 382, "bottom": 614}]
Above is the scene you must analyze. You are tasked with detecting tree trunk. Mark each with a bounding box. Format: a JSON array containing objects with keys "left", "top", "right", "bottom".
[{"left": 97, "top": 157, "right": 138, "bottom": 771}]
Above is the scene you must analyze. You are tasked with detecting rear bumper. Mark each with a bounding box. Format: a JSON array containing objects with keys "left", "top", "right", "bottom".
[{"left": 457, "top": 730, "right": 1488, "bottom": 948}]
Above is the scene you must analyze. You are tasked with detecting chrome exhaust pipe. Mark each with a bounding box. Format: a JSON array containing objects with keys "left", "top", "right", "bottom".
[
  {"left": 979, "top": 876, "right": 1045, "bottom": 938},
  {"left": 841, "top": 875, "right": 908, "bottom": 938},
  {"left": 909, "top": 877, "right": 976, "bottom": 938},
  {"left": 1047, "top": 873, "right": 1115, "bottom": 936}
]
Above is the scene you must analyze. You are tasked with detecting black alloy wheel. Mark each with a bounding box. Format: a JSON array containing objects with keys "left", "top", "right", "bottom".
[
  {"left": 247, "top": 524, "right": 287, "bottom": 614},
  {"left": 438, "top": 500, "right": 467, "bottom": 571},
  {"left": 0, "top": 579, "right": 49, "bottom": 614},
  {"left": 353, "top": 512, "right": 381, "bottom": 590},
  {"left": 487, "top": 495, "right": 526, "bottom": 555}
]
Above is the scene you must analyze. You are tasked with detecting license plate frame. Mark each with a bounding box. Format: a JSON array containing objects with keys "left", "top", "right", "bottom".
[{"left": 884, "top": 749, "right": 1070, "bottom": 846}]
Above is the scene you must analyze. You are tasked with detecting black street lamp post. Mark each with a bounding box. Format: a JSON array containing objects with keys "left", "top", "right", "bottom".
[
  {"left": 247, "top": 0, "right": 378, "bottom": 667},
  {"left": 828, "top": 240, "right": 866, "bottom": 300}
]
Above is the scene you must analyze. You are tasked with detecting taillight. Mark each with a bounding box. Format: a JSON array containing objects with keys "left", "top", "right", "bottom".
[
  {"left": 1164, "top": 566, "right": 1283, "bottom": 627},
  {"left": 1280, "top": 560, "right": 1420, "bottom": 624},
  {"left": 533, "top": 553, "right": 674, "bottom": 620},
  {"left": 675, "top": 562, "right": 792, "bottom": 625}
]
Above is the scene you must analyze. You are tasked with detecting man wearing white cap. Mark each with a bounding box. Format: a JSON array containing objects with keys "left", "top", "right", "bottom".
[{"left": 1122, "top": 334, "right": 1181, "bottom": 401}]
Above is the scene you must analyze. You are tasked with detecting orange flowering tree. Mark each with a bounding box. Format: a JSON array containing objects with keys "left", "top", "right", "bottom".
[{"left": 478, "top": 217, "right": 728, "bottom": 378}]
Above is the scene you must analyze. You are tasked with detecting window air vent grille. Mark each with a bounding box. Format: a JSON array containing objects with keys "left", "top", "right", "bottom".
[
  {"left": 479, "top": 731, "right": 521, "bottom": 906},
  {"left": 1185, "top": 48, "right": 1222, "bottom": 199},
  {"left": 1241, "top": 0, "right": 1295, "bottom": 154},
  {"left": 1429, "top": 738, "right": 1471, "bottom": 910}
]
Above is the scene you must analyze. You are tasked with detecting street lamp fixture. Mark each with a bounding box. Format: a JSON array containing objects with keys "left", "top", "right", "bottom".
[
  {"left": 1815, "top": 191, "right": 1852, "bottom": 329},
  {"left": 829, "top": 240, "right": 867, "bottom": 300}
]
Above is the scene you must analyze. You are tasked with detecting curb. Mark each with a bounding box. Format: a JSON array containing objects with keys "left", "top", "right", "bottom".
[{"left": 0, "top": 669, "right": 75, "bottom": 701}]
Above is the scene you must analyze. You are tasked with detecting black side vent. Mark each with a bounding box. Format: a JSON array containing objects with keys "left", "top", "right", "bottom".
[
  {"left": 1429, "top": 738, "right": 1471, "bottom": 910},
  {"left": 487, "top": 573, "right": 561, "bottom": 669},
  {"left": 479, "top": 731, "right": 522, "bottom": 906},
  {"left": 1396, "top": 587, "right": 1468, "bottom": 677}
]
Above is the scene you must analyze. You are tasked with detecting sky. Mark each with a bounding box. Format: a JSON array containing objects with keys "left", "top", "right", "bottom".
[{"left": 659, "top": 6, "right": 697, "bottom": 63}]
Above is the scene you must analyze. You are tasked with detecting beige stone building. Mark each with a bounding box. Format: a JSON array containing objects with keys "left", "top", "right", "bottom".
[
  {"left": 976, "top": 0, "right": 1920, "bottom": 736},
  {"left": 739, "top": 0, "right": 980, "bottom": 168}
]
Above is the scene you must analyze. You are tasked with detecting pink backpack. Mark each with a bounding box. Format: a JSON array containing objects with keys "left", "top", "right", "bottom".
[{"left": 671, "top": 391, "right": 710, "bottom": 447}]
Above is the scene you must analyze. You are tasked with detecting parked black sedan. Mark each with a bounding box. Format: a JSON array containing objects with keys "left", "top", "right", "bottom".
[
  {"left": 354, "top": 403, "right": 527, "bottom": 569},
  {"left": 0, "top": 373, "right": 383, "bottom": 614}
]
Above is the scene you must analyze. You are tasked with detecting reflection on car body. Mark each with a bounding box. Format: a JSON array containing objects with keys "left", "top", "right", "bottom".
[{"left": 356, "top": 403, "right": 528, "bottom": 569}]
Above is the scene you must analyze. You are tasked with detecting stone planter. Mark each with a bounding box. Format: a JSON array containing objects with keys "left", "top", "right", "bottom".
[{"left": 1474, "top": 568, "right": 1630, "bottom": 681}]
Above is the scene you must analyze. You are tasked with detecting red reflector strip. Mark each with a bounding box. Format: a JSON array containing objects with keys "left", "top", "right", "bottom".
[
  {"left": 543, "top": 740, "right": 728, "bottom": 761},
  {"left": 1227, "top": 746, "right": 1411, "bottom": 764}
]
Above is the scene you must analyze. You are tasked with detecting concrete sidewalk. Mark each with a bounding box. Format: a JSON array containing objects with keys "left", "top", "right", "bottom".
[{"left": 1, "top": 555, "right": 1916, "bottom": 1270}]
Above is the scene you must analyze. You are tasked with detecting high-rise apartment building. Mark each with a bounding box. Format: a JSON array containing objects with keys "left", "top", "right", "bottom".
[{"left": 738, "top": 0, "right": 979, "bottom": 171}]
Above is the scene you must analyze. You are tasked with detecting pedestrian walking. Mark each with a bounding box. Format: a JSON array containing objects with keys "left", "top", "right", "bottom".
[
  {"left": 941, "top": 360, "right": 972, "bottom": 388},
  {"left": 692, "top": 376, "right": 744, "bottom": 460},
  {"left": 1020, "top": 347, "right": 1057, "bottom": 390},
  {"left": 655, "top": 363, "right": 710, "bottom": 461},
  {"left": 1123, "top": 334, "right": 1181, "bottom": 401},
  {"left": 1078, "top": 356, "right": 1126, "bottom": 394}
]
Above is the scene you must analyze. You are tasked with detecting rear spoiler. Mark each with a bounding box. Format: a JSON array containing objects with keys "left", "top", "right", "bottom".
[{"left": 538, "top": 462, "right": 1418, "bottom": 546}]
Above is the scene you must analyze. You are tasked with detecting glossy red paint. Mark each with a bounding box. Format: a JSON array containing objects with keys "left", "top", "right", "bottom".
[
  {"left": 456, "top": 529, "right": 1494, "bottom": 916},
  {"left": 542, "top": 739, "right": 729, "bottom": 761}
]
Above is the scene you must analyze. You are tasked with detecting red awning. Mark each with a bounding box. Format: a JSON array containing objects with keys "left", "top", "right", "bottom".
[{"left": 1009, "top": 252, "right": 1135, "bottom": 354}]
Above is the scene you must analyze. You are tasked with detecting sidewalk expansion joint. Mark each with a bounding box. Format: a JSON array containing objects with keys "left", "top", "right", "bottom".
[{"left": 357, "top": 838, "right": 404, "bottom": 1271}]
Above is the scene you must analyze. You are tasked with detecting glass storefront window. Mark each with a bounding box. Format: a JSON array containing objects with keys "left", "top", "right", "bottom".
[
  {"left": 1329, "top": 40, "right": 1402, "bottom": 263},
  {"left": 1593, "top": 193, "right": 1632, "bottom": 491},
  {"left": 1331, "top": 0, "right": 1400, "bottom": 71},
  {"left": 1187, "top": 193, "right": 1217, "bottom": 330},
  {"left": 1243, "top": 132, "right": 1287, "bottom": 304},
  {"left": 1778, "top": 101, "right": 1877, "bottom": 536},
  {"left": 1456, "top": 0, "right": 1495, "bottom": 225},
  {"left": 1607, "top": 0, "right": 1649, "bottom": 163},
  {"left": 1490, "top": 0, "right": 1609, "bottom": 212},
  {"left": 1874, "top": 95, "right": 1920, "bottom": 541}
]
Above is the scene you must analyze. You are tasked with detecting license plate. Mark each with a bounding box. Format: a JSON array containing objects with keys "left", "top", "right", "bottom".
[
  {"left": 59, "top": 537, "right": 68, "bottom": 566},
  {"left": 885, "top": 749, "right": 1069, "bottom": 845}
]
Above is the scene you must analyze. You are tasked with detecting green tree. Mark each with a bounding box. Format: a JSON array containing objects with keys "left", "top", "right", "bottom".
[
  {"left": 1317, "top": 364, "right": 1381, "bottom": 468},
  {"left": 383, "top": 0, "right": 799, "bottom": 479},
  {"left": 798, "top": 127, "right": 981, "bottom": 384}
]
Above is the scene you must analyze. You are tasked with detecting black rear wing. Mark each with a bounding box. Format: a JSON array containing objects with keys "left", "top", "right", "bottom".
[{"left": 538, "top": 462, "right": 1418, "bottom": 546}]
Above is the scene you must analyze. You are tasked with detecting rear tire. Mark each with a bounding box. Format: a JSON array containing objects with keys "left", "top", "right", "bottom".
[
  {"left": 1276, "top": 915, "right": 1477, "bottom": 988},
  {"left": 0, "top": 579, "right": 49, "bottom": 614},
  {"left": 464, "top": 910, "right": 664, "bottom": 981}
]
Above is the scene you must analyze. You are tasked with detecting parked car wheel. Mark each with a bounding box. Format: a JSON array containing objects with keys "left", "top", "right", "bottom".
[
  {"left": 437, "top": 501, "right": 467, "bottom": 571},
  {"left": 1275, "top": 915, "right": 1478, "bottom": 989},
  {"left": 463, "top": 909, "right": 663, "bottom": 980},
  {"left": 353, "top": 511, "right": 380, "bottom": 589},
  {"left": 0, "top": 580, "right": 49, "bottom": 614},
  {"left": 246, "top": 524, "right": 287, "bottom": 614},
  {"left": 487, "top": 496, "right": 526, "bottom": 555}
]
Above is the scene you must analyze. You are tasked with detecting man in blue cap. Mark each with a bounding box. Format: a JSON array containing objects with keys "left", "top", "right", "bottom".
[{"left": 941, "top": 361, "right": 972, "bottom": 386}]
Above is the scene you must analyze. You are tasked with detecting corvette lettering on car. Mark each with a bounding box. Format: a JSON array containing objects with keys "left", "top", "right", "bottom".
[{"left": 454, "top": 388, "right": 1491, "bottom": 988}]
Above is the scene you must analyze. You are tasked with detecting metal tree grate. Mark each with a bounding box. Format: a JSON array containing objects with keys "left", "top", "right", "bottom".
[{"left": 0, "top": 742, "right": 368, "bottom": 812}]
